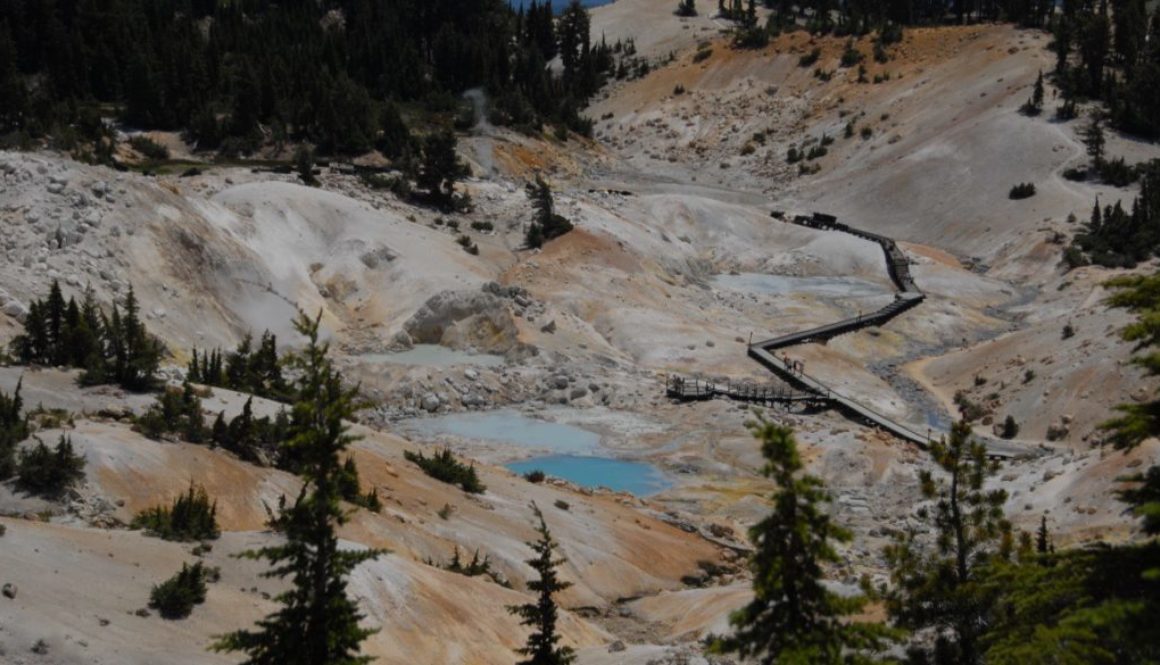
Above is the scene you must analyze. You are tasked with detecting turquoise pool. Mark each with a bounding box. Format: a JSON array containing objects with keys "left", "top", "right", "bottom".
[{"left": 507, "top": 455, "right": 671, "bottom": 496}]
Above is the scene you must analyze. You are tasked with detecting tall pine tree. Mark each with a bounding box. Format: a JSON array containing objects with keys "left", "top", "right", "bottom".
[
  {"left": 507, "top": 503, "right": 575, "bottom": 665},
  {"left": 213, "top": 311, "right": 382, "bottom": 664},
  {"left": 885, "top": 420, "right": 1012, "bottom": 665},
  {"left": 712, "top": 419, "right": 894, "bottom": 664}
]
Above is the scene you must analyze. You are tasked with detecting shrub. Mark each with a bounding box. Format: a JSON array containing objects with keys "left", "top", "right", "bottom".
[
  {"left": 673, "top": 84, "right": 686, "bottom": 96},
  {"left": 471, "top": 221, "right": 495, "bottom": 232},
  {"left": 554, "top": 499, "right": 570, "bottom": 511},
  {"left": 1062, "top": 167, "right": 1088, "bottom": 182},
  {"left": 1008, "top": 182, "right": 1037, "bottom": 200},
  {"left": 1, "top": 382, "right": 30, "bottom": 481},
  {"left": 799, "top": 47, "right": 822, "bottom": 67},
  {"left": 1023, "top": 369, "right": 1036, "bottom": 384},
  {"left": 786, "top": 147, "right": 803, "bottom": 164},
  {"left": 523, "top": 469, "right": 547, "bottom": 483},
  {"left": 676, "top": 0, "right": 698, "bottom": 17},
  {"left": 873, "top": 42, "right": 889, "bottom": 63},
  {"left": 806, "top": 145, "right": 828, "bottom": 160},
  {"left": 1062, "top": 323, "right": 1075, "bottom": 339},
  {"left": 404, "top": 448, "right": 486, "bottom": 493},
  {"left": 435, "top": 547, "right": 510, "bottom": 587},
  {"left": 129, "top": 136, "right": 170, "bottom": 161},
  {"left": 457, "top": 234, "right": 479, "bottom": 255},
  {"left": 813, "top": 68, "right": 833, "bottom": 81},
  {"left": 1000, "top": 415, "right": 1020, "bottom": 440},
  {"left": 16, "top": 434, "right": 85, "bottom": 498},
  {"left": 1096, "top": 157, "right": 1137, "bottom": 187},
  {"left": 693, "top": 47, "right": 713, "bottom": 64},
  {"left": 840, "top": 40, "right": 864, "bottom": 67},
  {"left": 953, "top": 391, "right": 988, "bottom": 422},
  {"left": 132, "top": 483, "right": 220, "bottom": 542},
  {"left": 149, "top": 562, "right": 213, "bottom": 620},
  {"left": 860, "top": 126, "right": 873, "bottom": 139}
]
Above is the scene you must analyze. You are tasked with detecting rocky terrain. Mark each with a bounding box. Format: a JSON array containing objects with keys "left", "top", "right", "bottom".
[{"left": 1, "top": 1, "right": 1159, "bottom": 663}]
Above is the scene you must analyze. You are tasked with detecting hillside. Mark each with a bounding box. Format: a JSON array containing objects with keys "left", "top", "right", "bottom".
[{"left": 1, "top": 0, "right": 1159, "bottom": 662}]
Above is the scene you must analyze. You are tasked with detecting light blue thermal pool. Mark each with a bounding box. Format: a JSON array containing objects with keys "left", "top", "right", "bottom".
[{"left": 507, "top": 455, "right": 671, "bottom": 496}]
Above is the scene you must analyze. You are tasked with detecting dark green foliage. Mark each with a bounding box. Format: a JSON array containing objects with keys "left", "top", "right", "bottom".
[
  {"left": 1063, "top": 323, "right": 1076, "bottom": 339},
  {"left": 149, "top": 561, "right": 212, "bottom": 620},
  {"left": 0, "top": 0, "right": 627, "bottom": 156},
  {"left": 840, "top": 39, "right": 865, "bottom": 67},
  {"left": 1008, "top": 182, "right": 1037, "bottom": 199},
  {"left": 1071, "top": 163, "right": 1160, "bottom": 268},
  {"left": 434, "top": 546, "right": 510, "bottom": 587},
  {"left": 525, "top": 176, "right": 574, "bottom": 249},
  {"left": 1083, "top": 115, "right": 1107, "bottom": 168},
  {"left": 11, "top": 282, "right": 128, "bottom": 383},
  {"left": 189, "top": 331, "right": 287, "bottom": 401},
  {"left": 523, "top": 469, "right": 547, "bottom": 483},
  {"left": 885, "top": 420, "right": 1012, "bottom": 665},
  {"left": 209, "top": 399, "right": 291, "bottom": 467},
  {"left": 507, "top": 504, "right": 575, "bottom": 665},
  {"left": 15, "top": 434, "right": 85, "bottom": 498},
  {"left": 676, "top": 0, "right": 698, "bottom": 16},
  {"left": 1118, "top": 465, "right": 1160, "bottom": 537},
  {"left": 711, "top": 420, "right": 894, "bottom": 663},
  {"left": 0, "top": 380, "right": 29, "bottom": 481},
  {"left": 977, "top": 543, "right": 1160, "bottom": 663},
  {"left": 799, "top": 47, "right": 823, "bottom": 67},
  {"left": 416, "top": 130, "right": 469, "bottom": 210},
  {"left": 1100, "top": 273, "right": 1160, "bottom": 448},
  {"left": 132, "top": 483, "right": 220, "bottom": 542},
  {"left": 33, "top": 284, "right": 164, "bottom": 392},
  {"left": 1021, "top": 70, "right": 1045, "bottom": 115},
  {"left": 212, "top": 311, "right": 382, "bottom": 664},
  {"left": 295, "top": 146, "right": 317, "bottom": 187},
  {"left": 1001, "top": 415, "right": 1020, "bottom": 439},
  {"left": 136, "top": 382, "right": 206, "bottom": 443},
  {"left": 129, "top": 135, "right": 170, "bottom": 161},
  {"left": 404, "top": 448, "right": 486, "bottom": 494}
]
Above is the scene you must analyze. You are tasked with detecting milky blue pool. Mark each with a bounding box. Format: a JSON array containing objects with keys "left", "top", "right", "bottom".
[
  {"left": 404, "top": 410, "right": 601, "bottom": 455},
  {"left": 507, "top": 455, "right": 671, "bottom": 496}
]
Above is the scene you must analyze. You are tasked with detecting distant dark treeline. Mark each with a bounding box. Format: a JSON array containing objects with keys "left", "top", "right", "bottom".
[{"left": 0, "top": 0, "right": 621, "bottom": 155}]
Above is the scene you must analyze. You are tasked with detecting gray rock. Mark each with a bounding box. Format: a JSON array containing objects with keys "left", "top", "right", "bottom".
[
  {"left": 2, "top": 299, "right": 28, "bottom": 321},
  {"left": 551, "top": 375, "right": 570, "bottom": 390},
  {"left": 464, "top": 368, "right": 479, "bottom": 382},
  {"left": 569, "top": 387, "right": 588, "bottom": 400},
  {"left": 421, "top": 393, "right": 441, "bottom": 412}
]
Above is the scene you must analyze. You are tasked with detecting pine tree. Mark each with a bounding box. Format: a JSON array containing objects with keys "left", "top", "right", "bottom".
[
  {"left": 16, "top": 434, "right": 85, "bottom": 498},
  {"left": 712, "top": 420, "right": 894, "bottom": 664},
  {"left": 1083, "top": 114, "right": 1106, "bottom": 168},
  {"left": 885, "top": 420, "right": 1012, "bottom": 665},
  {"left": 212, "top": 311, "right": 382, "bottom": 664},
  {"left": 295, "top": 146, "right": 318, "bottom": 186},
  {"left": 416, "top": 130, "right": 469, "bottom": 209},
  {"left": 507, "top": 503, "right": 575, "bottom": 665},
  {"left": 1035, "top": 514, "right": 1051, "bottom": 554},
  {"left": 0, "top": 379, "right": 28, "bottom": 481}
]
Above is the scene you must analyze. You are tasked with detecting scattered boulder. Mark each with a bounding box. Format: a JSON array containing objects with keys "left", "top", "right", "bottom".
[
  {"left": 2, "top": 583, "right": 16, "bottom": 599},
  {"left": 540, "top": 319, "right": 557, "bottom": 334},
  {"left": 421, "top": 393, "right": 441, "bottom": 413}
]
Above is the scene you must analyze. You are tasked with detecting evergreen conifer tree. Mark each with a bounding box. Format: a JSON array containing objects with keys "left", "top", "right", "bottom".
[
  {"left": 712, "top": 419, "right": 894, "bottom": 663},
  {"left": 885, "top": 420, "right": 1012, "bottom": 665},
  {"left": 507, "top": 503, "right": 575, "bottom": 665},
  {"left": 212, "top": 311, "right": 382, "bottom": 664}
]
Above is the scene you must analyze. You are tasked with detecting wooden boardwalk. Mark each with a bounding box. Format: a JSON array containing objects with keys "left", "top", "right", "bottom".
[
  {"left": 670, "top": 212, "right": 1024, "bottom": 459},
  {"left": 666, "top": 376, "right": 829, "bottom": 407}
]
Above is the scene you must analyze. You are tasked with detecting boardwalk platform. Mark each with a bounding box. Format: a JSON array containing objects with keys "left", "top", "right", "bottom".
[{"left": 668, "top": 211, "right": 1023, "bottom": 459}]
